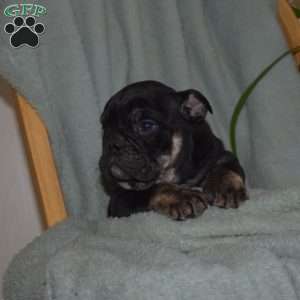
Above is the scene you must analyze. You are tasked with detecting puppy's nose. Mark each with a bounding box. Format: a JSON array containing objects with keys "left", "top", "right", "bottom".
[{"left": 110, "top": 164, "right": 130, "bottom": 180}]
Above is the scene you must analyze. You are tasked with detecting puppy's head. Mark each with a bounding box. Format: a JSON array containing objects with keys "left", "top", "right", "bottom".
[{"left": 99, "top": 80, "right": 212, "bottom": 191}]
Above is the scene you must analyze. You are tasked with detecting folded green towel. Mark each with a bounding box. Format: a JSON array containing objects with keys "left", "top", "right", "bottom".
[{"left": 4, "top": 188, "right": 300, "bottom": 300}]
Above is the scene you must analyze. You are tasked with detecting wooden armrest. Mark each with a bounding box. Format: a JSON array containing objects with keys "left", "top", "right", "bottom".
[
  {"left": 15, "top": 92, "right": 67, "bottom": 229},
  {"left": 278, "top": 0, "right": 300, "bottom": 70}
]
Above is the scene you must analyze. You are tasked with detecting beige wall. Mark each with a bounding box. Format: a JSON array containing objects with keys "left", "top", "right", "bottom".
[{"left": 0, "top": 79, "right": 42, "bottom": 300}]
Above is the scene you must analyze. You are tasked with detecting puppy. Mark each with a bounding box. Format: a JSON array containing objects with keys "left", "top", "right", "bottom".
[{"left": 99, "top": 81, "right": 248, "bottom": 220}]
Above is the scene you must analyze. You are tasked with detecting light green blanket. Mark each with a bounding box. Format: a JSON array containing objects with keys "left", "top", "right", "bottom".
[{"left": 4, "top": 188, "right": 300, "bottom": 299}]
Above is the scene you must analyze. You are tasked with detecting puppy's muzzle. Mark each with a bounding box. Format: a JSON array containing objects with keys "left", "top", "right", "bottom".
[
  {"left": 110, "top": 164, "right": 131, "bottom": 181},
  {"left": 104, "top": 134, "right": 159, "bottom": 184}
]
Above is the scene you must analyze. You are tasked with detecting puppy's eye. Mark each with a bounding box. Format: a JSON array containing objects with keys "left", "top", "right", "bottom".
[{"left": 138, "top": 119, "right": 158, "bottom": 135}]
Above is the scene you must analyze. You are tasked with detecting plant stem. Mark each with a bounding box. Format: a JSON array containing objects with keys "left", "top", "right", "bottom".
[{"left": 229, "top": 46, "right": 300, "bottom": 157}]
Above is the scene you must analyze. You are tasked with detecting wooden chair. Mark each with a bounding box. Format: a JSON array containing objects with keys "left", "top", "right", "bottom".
[{"left": 8, "top": 0, "right": 298, "bottom": 231}]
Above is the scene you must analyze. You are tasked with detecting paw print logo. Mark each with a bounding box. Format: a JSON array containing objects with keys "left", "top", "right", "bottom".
[{"left": 4, "top": 16, "right": 45, "bottom": 48}]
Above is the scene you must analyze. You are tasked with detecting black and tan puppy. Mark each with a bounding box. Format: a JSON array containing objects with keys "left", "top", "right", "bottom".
[{"left": 99, "top": 81, "right": 248, "bottom": 220}]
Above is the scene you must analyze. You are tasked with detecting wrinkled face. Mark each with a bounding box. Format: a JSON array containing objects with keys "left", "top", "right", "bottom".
[
  {"left": 100, "top": 82, "right": 183, "bottom": 190},
  {"left": 99, "top": 81, "right": 212, "bottom": 191}
]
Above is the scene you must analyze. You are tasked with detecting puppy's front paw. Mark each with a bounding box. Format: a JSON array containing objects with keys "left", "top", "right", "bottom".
[
  {"left": 204, "top": 170, "right": 248, "bottom": 209},
  {"left": 149, "top": 184, "right": 209, "bottom": 221}
]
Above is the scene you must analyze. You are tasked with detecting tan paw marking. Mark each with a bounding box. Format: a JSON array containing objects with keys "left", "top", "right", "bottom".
[
  {"left": 149, "top": 184, "right": 209, "bottom": 221},
  {"left": 204, "top": 170, "right": 248, "bottom": 209}
]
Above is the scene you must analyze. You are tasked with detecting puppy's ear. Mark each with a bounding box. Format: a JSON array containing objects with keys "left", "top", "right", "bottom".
[{"left": 177, "top": 89, "right": 213, "bottom": 121}]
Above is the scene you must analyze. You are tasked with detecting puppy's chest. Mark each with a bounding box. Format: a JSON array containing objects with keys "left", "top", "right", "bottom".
[
  {"left": 157, "top": 161, "right": 178, "bottom": 183},
  {"left": 156, "top": 133, "right": 183, "bottom": 184}
]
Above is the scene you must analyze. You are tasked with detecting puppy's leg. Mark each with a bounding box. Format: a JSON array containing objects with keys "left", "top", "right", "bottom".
[
  {"left": 108, "top": 184, "right": 210, "bottom": 220},
  {"left": 149, "top": 184, "right": 209, "bottom": 221},
  {"left": 108, "top": 189, "right": 152, "bottom": 218},
  {"left": 203, "top": 152, "right": 248, "bottom": 209}
]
